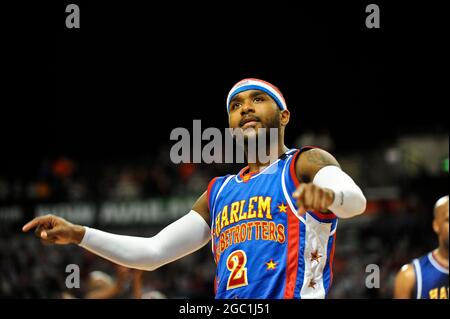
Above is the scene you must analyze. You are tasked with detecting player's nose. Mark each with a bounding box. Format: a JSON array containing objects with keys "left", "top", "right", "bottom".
[{"left": 240, "top": 100, "right": 254, "bottom": 115}]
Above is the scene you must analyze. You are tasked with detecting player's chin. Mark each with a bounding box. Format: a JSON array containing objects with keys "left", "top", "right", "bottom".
[
  {"left": 242, "top": 123, "right": 267, "bottom": 137},
  {"left": 242, "top": 127, "right": 258, "bottom": 140}
]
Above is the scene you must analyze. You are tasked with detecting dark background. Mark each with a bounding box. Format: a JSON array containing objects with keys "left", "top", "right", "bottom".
[{"left": 3, "top": 1, "right": 446, "bottom": 160}]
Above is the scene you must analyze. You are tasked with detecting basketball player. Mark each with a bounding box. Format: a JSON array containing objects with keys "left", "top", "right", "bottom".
[
  {"left": 394, "top": 195, "right": 449, "bottom": 299},
  {"left": 22, "top": 78, "right": 367, "bottom": 299}
]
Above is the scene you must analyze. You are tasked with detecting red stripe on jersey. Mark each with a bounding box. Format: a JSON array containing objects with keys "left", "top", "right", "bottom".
[
  {"left": 238, "top": 166, "right": 258, "bottom": 182},
  {"left": 207, "top": 177, "right": 218, "bottom": 264},
  {"left": 289, "top": 150, "right": 301, "bottom": 188},
  {"left": 284, "top": 206, "right": 300, "bottom": 299},
  {"left": 329, "top": 233, "right": 337, "bottom": 287},
  {"left": 310, "top": 209, "right": 337, "bottom": 220}
]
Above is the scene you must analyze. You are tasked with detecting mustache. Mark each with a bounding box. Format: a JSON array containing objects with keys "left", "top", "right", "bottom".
[{"left": 239, "top": 115, "right": 261, "bottom": 127}]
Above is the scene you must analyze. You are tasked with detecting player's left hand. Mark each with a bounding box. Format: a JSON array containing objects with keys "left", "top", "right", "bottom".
[{"left": 293, "top": 183, "right": 334, "bottom": 214}]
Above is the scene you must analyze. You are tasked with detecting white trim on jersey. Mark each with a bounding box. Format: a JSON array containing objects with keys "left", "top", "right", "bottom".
[
  {"left": 329, "top": 223, "right": 338, "bottom": 236},
  {"left": 427, "top": 252, "right": 449, "bottom": 274},
  {"left": 299, "top": 213, "right": 332, "bottom": 299},
  {"left": 413, "top": 259, "right": 422, "bottom": 299},
  {"left": 281, "top": 155, "right": 306, "bottom": 224}
]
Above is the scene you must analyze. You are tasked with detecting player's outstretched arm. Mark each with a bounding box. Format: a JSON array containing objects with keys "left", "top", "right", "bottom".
[
  {"left": 393, "top": 263, "right": 416, "bottom": 299},
  {"left": 293, "top": 148, "right": 366, "bottom": 218},
  {"left": 22, "top": 192, "right": 211, "bottom": 271}
]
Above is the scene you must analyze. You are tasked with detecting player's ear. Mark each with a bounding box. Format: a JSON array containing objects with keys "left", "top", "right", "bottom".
[
  {"left": 280, "top": 109, "right": 290, "bottom": 126},
  {"left": 432, "top": 218, "right": 440, "bottom": 235}
]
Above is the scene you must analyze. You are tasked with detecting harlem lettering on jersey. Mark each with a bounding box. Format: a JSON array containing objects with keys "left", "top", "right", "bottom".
[
  {"left": 212, "top": 196, "right": 286, "bottom": 258},
  {"left": 428, "top": 286, "right": 449, "bottom": 299}
]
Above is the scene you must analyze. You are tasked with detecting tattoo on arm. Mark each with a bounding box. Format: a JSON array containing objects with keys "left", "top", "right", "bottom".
[
  {"left": 296, "top": 149, "right": 340, "bottom": 182},
  {"left": 304, "top": 149, "right": 338, "bottom": 167}
]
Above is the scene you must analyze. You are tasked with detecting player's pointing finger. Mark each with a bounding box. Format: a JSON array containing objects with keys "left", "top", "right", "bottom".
[
  {"left": 22, "top": 218, "right": 40, "bottom": 232},
  {"left": 22, "top": 216, "right": 49, "bottom": 232}
]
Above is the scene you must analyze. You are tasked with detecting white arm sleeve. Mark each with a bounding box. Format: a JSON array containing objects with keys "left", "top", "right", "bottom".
[
  {"left": 313, "top": 165, "right": 367, "bottom": 219},
  {"left": 78, "top": 210, "right": 211, "bottom": 271}
]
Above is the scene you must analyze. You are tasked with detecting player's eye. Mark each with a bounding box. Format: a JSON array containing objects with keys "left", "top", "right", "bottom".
[
  {"left": 254, "top": 96, "right": 264, "bottom": 103},
  {"left": 231, "top": 102, "right": 241, "bottom": 110}
]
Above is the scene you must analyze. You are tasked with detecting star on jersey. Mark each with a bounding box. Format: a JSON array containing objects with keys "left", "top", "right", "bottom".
[
  {"left": 265, "top": 260, "right": 277, "bottom": 270},
  {"left": 310, "top": 250, "right": 322, "bottom": 263},
  {"left": 308, "top": 279, "right": 317, "bottom": 289},
  {"left": 277, "top": 202, "right": 287, "bottom": 213}
]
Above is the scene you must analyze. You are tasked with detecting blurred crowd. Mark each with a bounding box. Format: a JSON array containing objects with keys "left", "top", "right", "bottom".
[
  {"left": 0, "top": 145, "right": 236, "bottom": 205},
  {"left": 0, "top": 228, "right": 216, "bottom": 299},
  {"left": 0, "top": 132, "right": 448, "bottom": 298}
]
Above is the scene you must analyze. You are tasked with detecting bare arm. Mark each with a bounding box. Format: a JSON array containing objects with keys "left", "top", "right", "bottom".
[
  {"left": 394, "top": 264, "right": 416, "bottom": 299},
  {"left": 295, "top": 148, "right": 340, "bottom": 183},
  {"left": 192, "top": 191, "right": 210, "bottom": 225}
]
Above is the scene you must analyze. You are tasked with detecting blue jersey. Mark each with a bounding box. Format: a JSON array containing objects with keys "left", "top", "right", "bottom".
[
  {"left": 207, "top": 148, "right": 338, "bottom": 299},
  {"left": 413, "top": 251, "right": 449, "bottom": 299}
]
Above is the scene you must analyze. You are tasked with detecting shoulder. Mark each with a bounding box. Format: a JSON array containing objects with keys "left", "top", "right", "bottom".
[
  {"left": 397, "top": 263, "right": 416, "bottom": 281},
  {"left": 394, "top": 263, "right": 416, "bottom": 298},
  {"left": 295, "top": 147, "right": 340, "bottom": 182}
]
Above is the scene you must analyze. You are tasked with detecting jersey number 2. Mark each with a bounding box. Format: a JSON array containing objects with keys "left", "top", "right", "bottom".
[{"left": 226, "top": 250, "right": 248, "bottom": 290}]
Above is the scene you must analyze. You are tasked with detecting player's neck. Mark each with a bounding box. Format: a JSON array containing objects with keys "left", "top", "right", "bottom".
[
  {"left": 434, "top": 246, "right": 449, "bottom": 269},
  {"left": 246, "top": 143, "right": 289, "bottom": 173}
]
